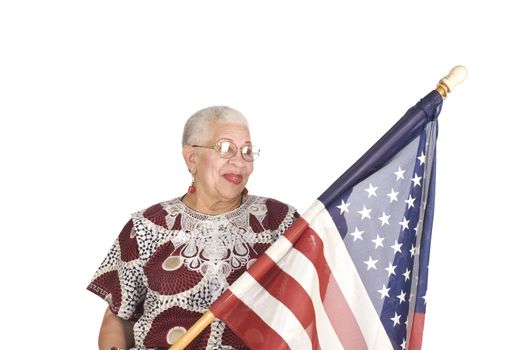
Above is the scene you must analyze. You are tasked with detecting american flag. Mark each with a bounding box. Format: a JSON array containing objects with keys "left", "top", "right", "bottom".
[{"left": 209, "top": 91, "right": 443, "bottom": 350}]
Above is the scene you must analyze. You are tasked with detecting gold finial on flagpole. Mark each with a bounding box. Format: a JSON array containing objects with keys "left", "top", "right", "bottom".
[{"left": 436, "top": 65, "right": 468, "bottom": 97}]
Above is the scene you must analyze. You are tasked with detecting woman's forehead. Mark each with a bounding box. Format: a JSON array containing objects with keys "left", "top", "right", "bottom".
[{"left": 207, "top": 121, "right": 251, "bottom": 142}]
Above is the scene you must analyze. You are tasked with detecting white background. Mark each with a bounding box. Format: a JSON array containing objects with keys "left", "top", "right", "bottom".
[{"left": 1, "top": 1, "right": 523, "bottom": 349}]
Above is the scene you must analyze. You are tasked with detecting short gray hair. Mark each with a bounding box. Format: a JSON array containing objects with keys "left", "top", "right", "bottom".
[{"left": 182, "top": 106, "right": 249, "bottom": 145}]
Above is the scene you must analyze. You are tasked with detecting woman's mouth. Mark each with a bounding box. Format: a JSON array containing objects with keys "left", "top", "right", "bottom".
[{"left": 223, "top": 173, "right": 243, "bottom": 185}]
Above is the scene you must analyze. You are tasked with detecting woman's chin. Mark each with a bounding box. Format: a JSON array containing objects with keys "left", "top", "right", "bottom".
[{"left": 218, "top": 188, "right": 244, "bottom": 201}]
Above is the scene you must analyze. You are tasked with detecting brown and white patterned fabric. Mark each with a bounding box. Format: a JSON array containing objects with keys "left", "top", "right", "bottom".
[{"left": 88, "top": 195, "right": 297, "bottom": 350}]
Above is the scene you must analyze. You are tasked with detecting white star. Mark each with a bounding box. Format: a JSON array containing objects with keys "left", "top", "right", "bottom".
[
  {"left": 422, "top": 294, "right": 428, "bottom": 304},
  {"left": 405, "top": 195, "right": 416, "bottom": 208},
  {"left": 390, "top": 312, "right": 401, "bottom": 326},
  {"left": 401, "top": 338, "right": 407, "bottom": 350},
  {"left": 411, "top": 174, "right": 422, "bottom": 187},
  {"left": 403, "top": 268, "right": 411, "bottom": 281},
  {"left": 350, "top": 227, "right": 364, "bottom": 241},
  {"left": 410, "top": 244, "right": 416, "bottom": 257},
  {"left": 399, "top": 217, "right": 410, "bottom": 231},
  {"left": 357, "top": 205, "right": 371, "bottom": 220},
  {"left": 391, "top": 240, "right": 403, "bottom": 254},
  {"left": 364, "top": 256, "right": 378, "bottom": 271},
  {"left": 397, "top": 290, "right": 407, "bottom": 304},
  {"left": 394, "top": 166, "right": 405, "bottom": 180},
  {"left": 372, "top": 234, "right": 384, "bottom": 249},
  {"left": 417, "top": 151, "right": 426, "bottom": 165},
  {"left": 378, "top": 284, "right": 390, "bottom": 299},
  {"left": 365, "top": 183, "right": 378, "bottom": 198},
  {"left": 387, "top": 188, "right": 399, "bottom": 202},
  {"left": 385, "top": 262, "right": 397, "bottom": 277},
  {"left": 336, "top": 199, "right": 350, "bottom": 214},
  {"left": 378, "top": 212, "right": 390, "bottom": 226}
]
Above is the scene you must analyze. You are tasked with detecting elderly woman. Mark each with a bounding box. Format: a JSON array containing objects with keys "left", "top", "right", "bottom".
[{"left": 88, "top": 106, "right": 297, "bottom": 350}]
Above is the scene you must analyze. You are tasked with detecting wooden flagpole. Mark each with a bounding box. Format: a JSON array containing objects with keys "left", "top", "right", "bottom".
[
  {"left": 166, "top": 65, "right": 467, "bottom": 350},
  {"left": 168, "top": 311, "right": 216, "bottom": 350}
]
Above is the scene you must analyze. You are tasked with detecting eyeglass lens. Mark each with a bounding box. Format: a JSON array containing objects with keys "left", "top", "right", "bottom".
[{"left": 216, "top": 140, "right": 258, "bottom": 161}]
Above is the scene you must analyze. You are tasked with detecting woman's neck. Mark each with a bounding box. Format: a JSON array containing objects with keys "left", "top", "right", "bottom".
[{"left": 182, "top": 193, "right": 243, "bottom": 215}]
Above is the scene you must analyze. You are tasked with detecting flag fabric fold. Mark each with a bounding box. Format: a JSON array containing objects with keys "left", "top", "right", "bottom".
[{"left": 209, "top": 90, "right": 443, "bottom": 350}]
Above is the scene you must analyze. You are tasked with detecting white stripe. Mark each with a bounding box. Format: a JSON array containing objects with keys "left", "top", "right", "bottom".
[
  {"left": 276, "top": 248, "right": 345, "bottom": 350},
  {"left": 231, "top": 274, "right": 312, "bottom": 350},
  {"left": 229, "top": 272, "right": 261, "bottom": 298},
  {"left": 265, "top": 234, "right": 293, "bottom": 262},
  {"left": 303, "top": 200, "right": 326, "bottom": 224},
  {"left": 308, "top": 200, "right": 394, "bottom": 350}
]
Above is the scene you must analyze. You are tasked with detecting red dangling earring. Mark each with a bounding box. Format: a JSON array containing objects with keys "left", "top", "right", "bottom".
[
  {"left": 188, "top": 180, "right": 196, "bottom": 193},
  {"left": 242, "top": 188, "right": 248, "bottom": 195}
]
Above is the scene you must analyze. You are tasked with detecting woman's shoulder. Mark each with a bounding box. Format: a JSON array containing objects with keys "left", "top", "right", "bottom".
[
  {"left": 130, "top": 197, "right": 183, "bottom": 231},
  {"left": 247, "top": 195, "right": 298, "bottom": 232},
  {"left": 249, "top": 195, "right": 296, "bottom": 213}
]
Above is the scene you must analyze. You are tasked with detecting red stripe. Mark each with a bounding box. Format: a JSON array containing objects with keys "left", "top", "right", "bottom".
[
  {"left": 282, "top": 217, "right": 310, "bottom": 243},
  {"left": 250, "top": 254, "right": 321, "bottom": 350},
  {"left": 408, "top": 312, "right": 425, "bottom": 350},
  {"left": 294, "top": 225, "right": 368, "bottom": 350},
  {"left": 210, "top": 290, "right": 290, "bottom": 350}
]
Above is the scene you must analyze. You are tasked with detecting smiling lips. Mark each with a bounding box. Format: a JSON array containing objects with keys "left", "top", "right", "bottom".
[{"left": 223, "top": 173, "right": 243, "bottom": 185}]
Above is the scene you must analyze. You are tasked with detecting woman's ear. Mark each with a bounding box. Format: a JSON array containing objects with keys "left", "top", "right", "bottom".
[{"left": 182, "top": 145, "right": 197, "bottom": 173}]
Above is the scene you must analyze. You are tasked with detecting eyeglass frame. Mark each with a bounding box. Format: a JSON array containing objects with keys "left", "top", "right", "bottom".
[{"left": 190, "top": 138, "right": 260, "bottom": 162}]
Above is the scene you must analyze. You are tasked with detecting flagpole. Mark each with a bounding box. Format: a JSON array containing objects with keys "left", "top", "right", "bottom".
[
  {"left": 435, "top": 65, "right": 467, "bottom": 97},
  {"left": 167, "top": 65, "right": 467, "bottom": 350},
  {"left": 168, "top": 311, "right": 216, "bottom": 350}
]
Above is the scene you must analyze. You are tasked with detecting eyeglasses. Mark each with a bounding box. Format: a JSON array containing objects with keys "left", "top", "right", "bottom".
[{"left": 191, "top": 139, "right": 260, "bottom": 162}]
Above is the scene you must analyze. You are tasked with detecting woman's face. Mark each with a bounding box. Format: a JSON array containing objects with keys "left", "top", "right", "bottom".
[{"left": 192, "top": 121, "right": 254, "bottom": 203}]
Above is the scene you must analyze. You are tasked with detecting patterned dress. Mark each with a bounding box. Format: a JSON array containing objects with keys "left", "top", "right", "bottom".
[{"left": 87, "top": 195, "right": 297, "bottom": 350}]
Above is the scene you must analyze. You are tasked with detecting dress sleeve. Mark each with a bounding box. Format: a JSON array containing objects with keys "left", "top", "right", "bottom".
[{"left": 87, "top": 218, "right": 146, "bottom": 321}]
